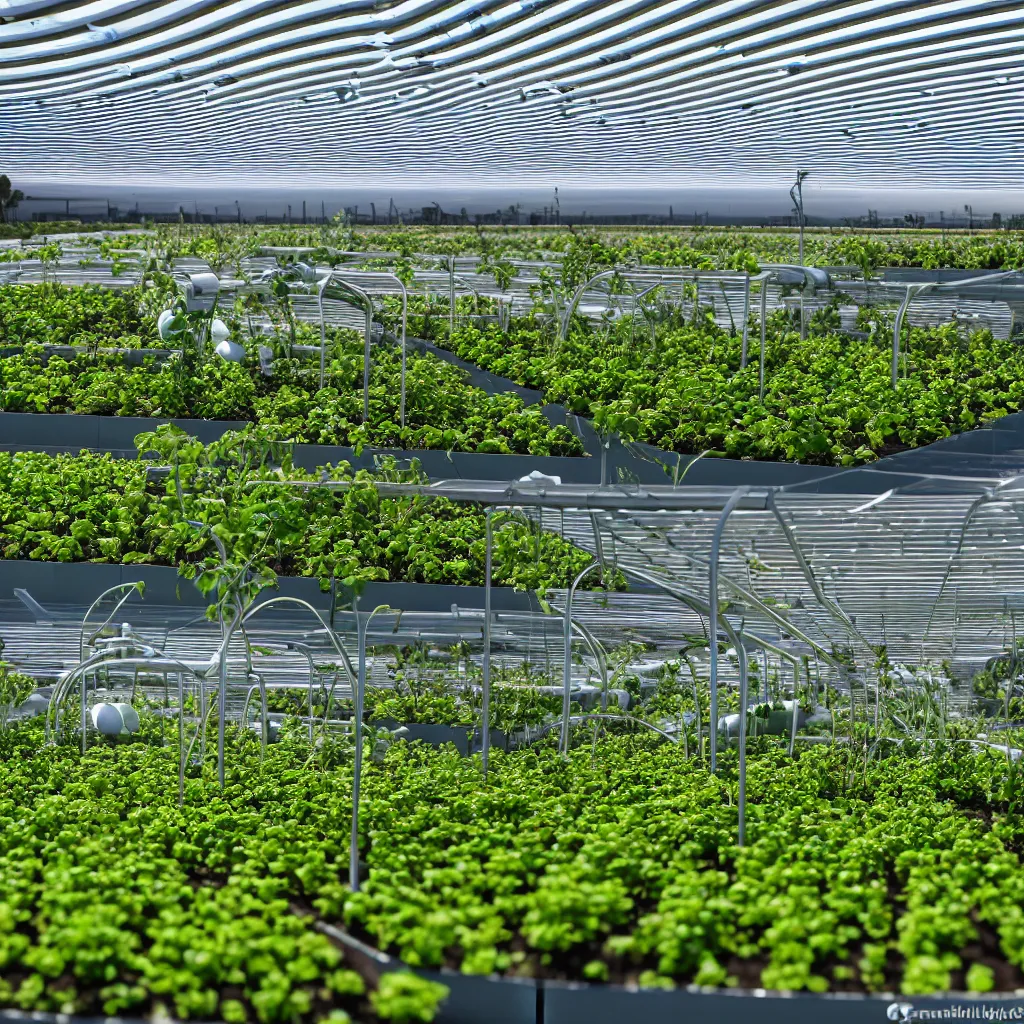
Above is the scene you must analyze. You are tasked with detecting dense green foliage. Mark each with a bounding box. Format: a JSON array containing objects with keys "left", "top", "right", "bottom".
[
  {"left": 266, "top": 674, "right": 580, "bottom": 734},
  {"left": 149, "top": 223, "right": 1024, "bottom": 273},
  {"left": 0, "top": 283, "right": 156, "bottom": 349},
  {"left": 0, "top": 729, "right": 447, "bottom": 1023},
  {"left": 0, "top": 344, "right": 580, "bottom": 457},
  {"left": 0, "top": 427, "right": 592, "bottom": 589},
  {"left": 0, "top": 288, "right": 581, "bottom": 456},
  {"left": 343, "top": 739, "right": 1024, "bottom": 995},
  {"left": 3, "top": 722, "right": 1024, "bottom": 1004},
  {"left": 438, "top": 314, "right": 1024, "bottom": 464},
  {"left": 8, "top": 227, "right": 1024, "bottom": 467}
]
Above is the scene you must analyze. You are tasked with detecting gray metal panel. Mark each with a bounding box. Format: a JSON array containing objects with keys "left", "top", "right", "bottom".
[{"left": 0, "top": 561, "right": 539, "bottom": 616}]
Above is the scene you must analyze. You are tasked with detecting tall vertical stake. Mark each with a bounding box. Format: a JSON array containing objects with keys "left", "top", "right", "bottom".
[
  {"left": 482, "top": 510, "right": 493, "bottom": 779},
  {"left": 217, "top": 630, "right": 227, "bottom": 787},
  {"left": 737, "top": 638, "right": 749, "bottom": 847},
  {"left": 449, "top": 256, "right": 456, "bottom": 337},
  {"left": 350, "top": 596, "right": 366, "bottom": 892},
  {"left": 561, "top": 585, "right": 574, "bottom": 756},
  {"left": 709, "top": 488, "right": 749, "bottom": 773},
  {"left": 178, "top": 673, "right": 185, "bottom": 808},
  {"left": 739, "top": 272, "right": 751, "bottom": 369},
  {"left": 759, "top": 279, "right": 769, "bottom": 402}
]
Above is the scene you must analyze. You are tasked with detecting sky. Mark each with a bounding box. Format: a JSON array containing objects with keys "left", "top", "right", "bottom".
[{"left": 13, "top": 182, "right": 1024, "bottom": 223}]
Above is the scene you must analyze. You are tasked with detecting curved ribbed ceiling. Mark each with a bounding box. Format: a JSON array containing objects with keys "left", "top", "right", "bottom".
[{"left": 2, "top": 0, "right": 1022, "bottom": 187}]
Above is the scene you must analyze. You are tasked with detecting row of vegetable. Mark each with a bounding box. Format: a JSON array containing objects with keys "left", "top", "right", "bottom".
[
  {"left": 2, "top": 710, "right": 1023, "bottom": 1018},
  {"left": 432, "top": 311, "right": 1024, "bottom": 465},
  {"left": 0, "top": 425, "right": 593, "bottom": 590},
  {"left": 0, "top": 285, "right": 581, "bottom": 457},
  {"left": 0, "top": 721, "right": 449, "bottom": 1024},
  {"left": 66, "top": 222, "right": 1024, "bottom": 274},
  {"left": 9, "top": 280, "right": 1024, "bottom": 467}
]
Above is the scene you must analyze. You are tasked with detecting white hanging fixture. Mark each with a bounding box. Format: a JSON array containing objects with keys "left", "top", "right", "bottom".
[
  {"left": 90, "top": 702, "right": 141, "bottom": 736},
  {"left": 214, "top": 337, "right": 246, "bottom": 362},
  {"left": 157, "top": 308, "right": 178, "bottom": 341}
]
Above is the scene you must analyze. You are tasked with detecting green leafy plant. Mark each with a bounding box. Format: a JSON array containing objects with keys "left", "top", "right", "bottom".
[{"left": 0, "top": 660, "right": 33, "bottom": 731}]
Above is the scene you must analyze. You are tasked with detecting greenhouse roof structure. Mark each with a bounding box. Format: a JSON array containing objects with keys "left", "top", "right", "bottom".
[{"left": 3, "top": 0, "right": 1023, "bottom": 186}]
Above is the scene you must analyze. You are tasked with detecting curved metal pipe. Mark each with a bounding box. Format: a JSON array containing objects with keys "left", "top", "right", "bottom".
[
  {"left": 889, "top": 272, "right": 1017, "bottom": 388},
  {"left": 920, "top": 488, "right": 997, "bottom": 645},
  {"left": 709, "top": 487, "right": 750, "bottom": 772},
  {"left": 381, "top": 273, "right": 408, "bottom": 428},
  {"left": 892, "top": 284, "right": 928, "bottom": 387},
  {"left": 48, "top": 645, "right": 207, "bottom": 805},
  {"left": 78, "top": 582, "right": 144, "bottom": 661},
  {"left": 47, "top": 647, "right": 135, "bottom": 744},
  {"left": 627, "top": 537, "right": 841, "bottom": 668},
  {"left": 351, "top": 603, "right": 393, "bottom": 894},
  {"left": 561, "top": 561, "right": 603, "bottom": 755},
  {"left": 322, "top": 275, "right": 374, "bottom": 422},
  {"left": 569, "top": 616, "right": 610, "bottom": 710},
  {"left": 766, "top": 493, "right": 873, "bottom": 652},
  {"left": 317, "top": 273, "right": 330, "bottom": 391},
  {"left": 250, "top": 641, "right": 319, "bottom": 743},
  {"left": 240, "top": 596, "right": 358, "bottom": 687},
  {"left": 739, "top": 271, "right": 751, "bottom": 369},
  {"left": 239, "top": 675, "right": 271, "bottom": 760},
  {"left": 560, "top": 269, "right": 617, "bottom": 342}
]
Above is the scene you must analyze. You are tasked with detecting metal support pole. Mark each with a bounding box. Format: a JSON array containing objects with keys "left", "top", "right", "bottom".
[
  {"left": 350, "top": 599, "right": 366, "bottom": 892},
  {"left": 561, "top": 562, "right": 601, "bottom": 755},
  {"left": 709, "top": 487, "right": 750, "bottom": 773},
  {"left": 481, "top": 510, "right": 493, "bottom": 778},
  {"left": 349, "top": 601, "right": 390, "bottom": 893},
  {"left": 739, "top": 272, "right": 750, "bottom": 369},
  {"left": 758, "top": 279, "right": 769, "bottom": 402},
  {"left": 215, "top": 599, "right": 236, "bottom": 789},
  {"left": 80, "top": 670, "right": 88, "bottom": 755},
  {"left": 198, "top": 681, "right": 207, "bottom": 762},
  {"left": 257, "top": 675, "right": 268, "bottom": 761},
  {"left": 788, "top": 660, "right": 799, "bottom": 757},
  {"left": 318, "top": 287, "right": 328, "bottom": 391},
  {"left": 449, "top": 256, "right": 455, "bottom": 337},
  {"left": 177, "top": 673, "right": 185, "bottom": 806},
  {"left": 217, "top": 632, "right": 228, "bottom": 787},
  {"left": 362, "top": 304, "right": 372, "bottom": 422},
  {"left": 892, "top": 286, "right": 918, "bottom": 388},
  {"left": 398, "top": 287, "right": 408, "bottom": 429},
  {"left": 736, "top": 637, "right": 749, "bottom": 847}
]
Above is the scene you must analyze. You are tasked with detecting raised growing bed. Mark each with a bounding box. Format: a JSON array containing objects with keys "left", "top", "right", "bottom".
[
  {"left": 539, "top": 978, "right": 1024, "bottom": 1024},
  {"left": 320, "top": 921, "right": 1024, "bottom": 1024},
  {"left": 0, "top": 406, "right": 840, "bottom": 486},
  {"left": 0, "top": 561, "right": 542, "bottom": 615},
  {"left": 319, "top": 921, "right": 539, "bottom": 1024},
  {"left": 0, "top": 411, "right": 627, "bottom": 484}
]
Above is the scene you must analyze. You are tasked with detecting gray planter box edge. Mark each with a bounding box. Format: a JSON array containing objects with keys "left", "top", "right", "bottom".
[
  {"left": 316, "top": 921, "right": 538, "bottom": 1024},
  {"left": 0, "top": 562, "right": 541, "bottom": 616}
]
